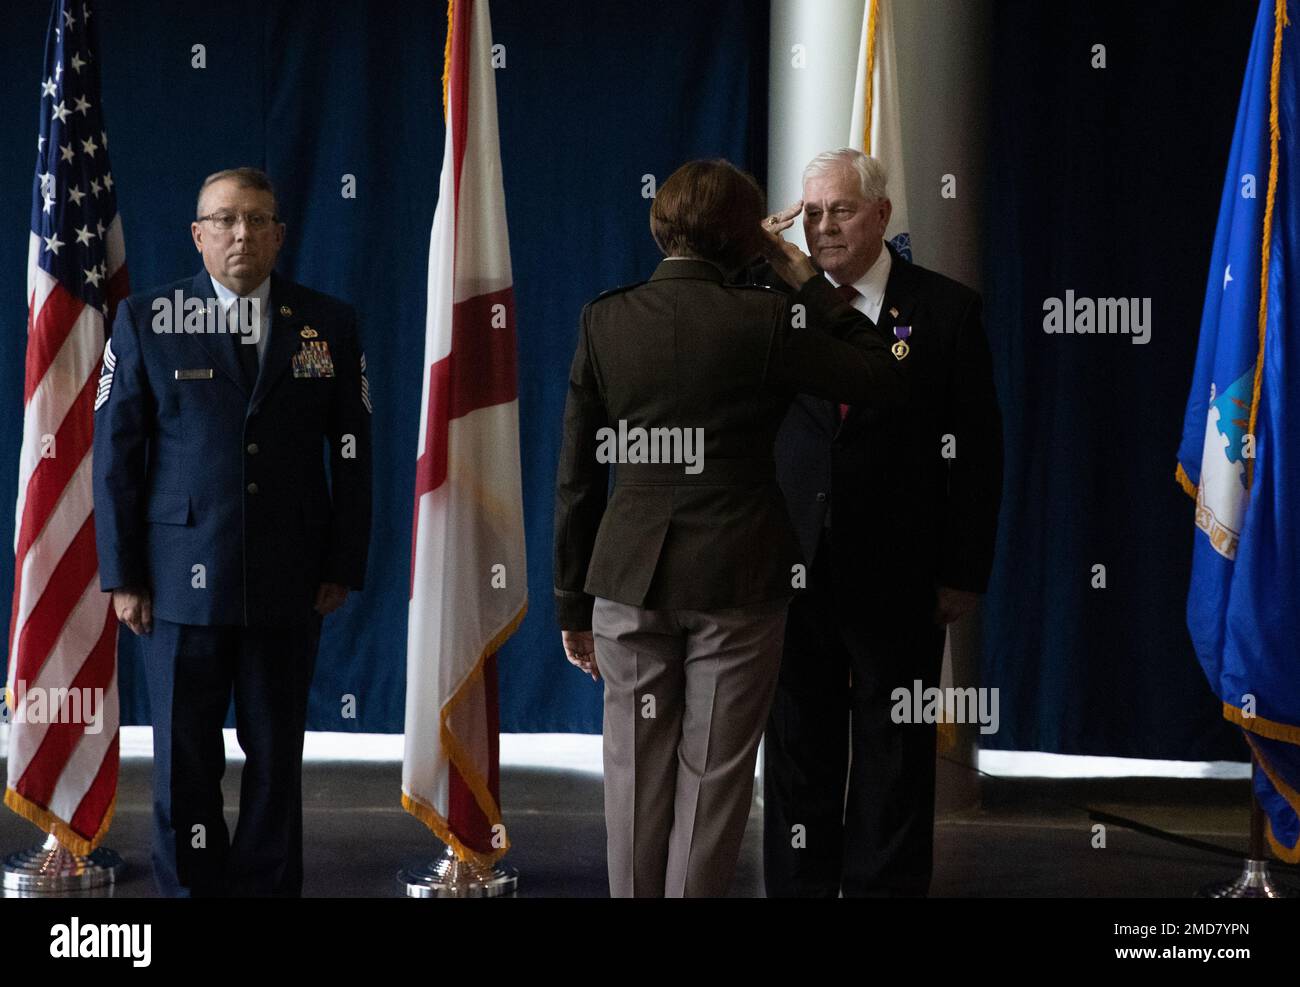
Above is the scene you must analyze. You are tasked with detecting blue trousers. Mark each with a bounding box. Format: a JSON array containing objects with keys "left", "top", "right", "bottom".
[{"left": 142, "top": 617, "right": 321, "bottom": 897}]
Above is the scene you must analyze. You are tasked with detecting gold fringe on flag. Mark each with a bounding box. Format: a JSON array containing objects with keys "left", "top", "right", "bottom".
[
  {"left": 1246, "top": 0, "right": 1290, "bottom": 488},
  {"left": 402, "top": 601, "right": 527, "bottom": 869},
  {"left": 861, "top": 0, "right": 880, "bottom": 153},
  {"left": 441, "top": 0, "right": 455, "bottom": 122},
  {"left": 3, "top": 786, "right": 115, "bottom": 857},
  {"left": 1241, "top": 734, "right": 1300, "bottom": 863}
]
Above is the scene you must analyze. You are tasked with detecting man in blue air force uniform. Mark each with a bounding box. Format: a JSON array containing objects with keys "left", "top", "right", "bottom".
[{"left": 92, "top": 167, "right": 372, "bottom": 896}]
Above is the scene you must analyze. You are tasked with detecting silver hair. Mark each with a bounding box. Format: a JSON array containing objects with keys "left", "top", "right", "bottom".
[{"left": 802, "top": 148, "right": 888, "bottom": 201}]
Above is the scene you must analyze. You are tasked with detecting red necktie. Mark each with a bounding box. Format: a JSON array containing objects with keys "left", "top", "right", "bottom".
[{"left": 834, "top": 284, "right": 862, "bottom": 420}]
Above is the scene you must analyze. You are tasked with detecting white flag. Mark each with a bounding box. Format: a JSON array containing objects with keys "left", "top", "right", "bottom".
[
  {"left": 402, "top": 0, "right": 527, "bottom": 867},
  {"left": 849, "top": 0, "right": 912, "bottom": 260}
]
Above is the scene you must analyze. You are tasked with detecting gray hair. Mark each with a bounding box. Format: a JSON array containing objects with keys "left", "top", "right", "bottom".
[
  {"left": 196, "top": 167, "right": 278, "bottom": 218},
  {"left": 802, "top": 148, "right": 888, "bottom": 201}
]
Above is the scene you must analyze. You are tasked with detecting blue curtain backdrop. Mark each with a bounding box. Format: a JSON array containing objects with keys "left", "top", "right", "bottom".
[
  {"left": 0, "top": 0, "right": 1266, "bottom": 758},
  {"left": 980, "top": 0, "right": 1256, "bottom": 760},
  {"left": 0, "top": 0, "right": 769, "bottom": 733}
]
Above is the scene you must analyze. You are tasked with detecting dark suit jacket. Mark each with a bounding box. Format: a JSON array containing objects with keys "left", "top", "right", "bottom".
[
  {"left": 93, "top": 269, "right": 373, "bottom": 626},
  {"left": 553, "top": 258, "right": 906, "bottom": 630},
  {"left": 763, "top": 244, "right": 1002, "bottom": 602}
]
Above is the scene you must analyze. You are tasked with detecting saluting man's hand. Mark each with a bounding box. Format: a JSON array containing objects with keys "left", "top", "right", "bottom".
[
  {"left": 112, "top": 587, "right": 153, "bottom": 636},
  {"left": 562, "top": 629, "right": 599, "bottom": 682},
  {"left": 314, "top": 582, "right": 349, "bottom": 616}
]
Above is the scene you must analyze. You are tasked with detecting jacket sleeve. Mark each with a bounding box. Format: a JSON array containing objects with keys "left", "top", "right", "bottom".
[
  {"left": 552, "top": 304, "right": 610, "bottom": 631},
  {"left": 937, "top": 293, "right": 1003, "bottom": 593},
  {"left": 764, "top": 273, "right": 907, "bottom": 410},
  {"left": 324, "top": 306, "right": 373, "bottom": 589},
  {"left": 93, "top": 296, "right": 154, "bottom": 591}
]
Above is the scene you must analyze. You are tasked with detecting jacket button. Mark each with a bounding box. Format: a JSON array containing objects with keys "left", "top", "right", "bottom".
[
  {"left": 247, "top": 443, "right": 259, "bottom": 455},
  {"left": 247, "top": 482, "right": 259, "bottom": 495},
  {"left": 815, "top": 492, "right": 827, "bottom": 502}
]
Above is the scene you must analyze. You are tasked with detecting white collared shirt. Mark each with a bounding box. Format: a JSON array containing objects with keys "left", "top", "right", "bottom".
[
  {"left": 210, "top": 274, "right": 272, "bottom": 366},
  {"left": 826, "top": 241, "right": 892, "bottom": 324}
]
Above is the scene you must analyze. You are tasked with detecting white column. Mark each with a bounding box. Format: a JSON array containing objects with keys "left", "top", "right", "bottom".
[{"left": 767, "top": 0, "right": 868, "bottom": 252}]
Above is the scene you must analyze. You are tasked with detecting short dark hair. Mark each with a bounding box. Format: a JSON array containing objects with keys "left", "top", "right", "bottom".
[
  {"left": 649, "top": 159, "right": 764, "bottom": 271},
  {"left": 196, "top": 167, "right": 278, "bottom": 217}
]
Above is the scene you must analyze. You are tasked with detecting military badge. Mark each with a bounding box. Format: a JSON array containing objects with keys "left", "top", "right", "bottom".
[
  {"left": 292, "top": 340, "right": 335, "bottom": 378},
  {"left": 300, "top": 326, "right": 318, "bottom": 339},
  {"left": 892, "top": 325, "right": 912, "bottom": 361}
]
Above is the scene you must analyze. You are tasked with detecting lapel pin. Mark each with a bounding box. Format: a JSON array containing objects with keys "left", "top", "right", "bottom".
[
  {"left": 300, "top": 326, "right": 318, "bottom": 338},
  {"left": 279, "top": 305, "right": 292, "bottom": 317},
  {"left": 889, "top": 306, "right": 899, "bottom": 318}
]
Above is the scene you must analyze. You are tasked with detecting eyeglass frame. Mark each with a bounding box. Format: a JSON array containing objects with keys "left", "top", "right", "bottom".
[{"left": 195, "top": 211, "right": 283, "bottom": 232}]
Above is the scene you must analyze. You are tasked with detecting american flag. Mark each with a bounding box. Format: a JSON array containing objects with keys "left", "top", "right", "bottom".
[{"left": 5, "top": 0, "right": 126, "bottom": 855}]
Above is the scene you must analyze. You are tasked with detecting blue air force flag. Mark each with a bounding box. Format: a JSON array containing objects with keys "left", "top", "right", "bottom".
[{"left": 1176, "top": 0, "right": 1300, "bottom": 861}]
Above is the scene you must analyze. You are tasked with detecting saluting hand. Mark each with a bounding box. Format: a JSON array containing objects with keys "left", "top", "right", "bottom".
[
  {"left": 562, "top": 629, "right": 599, "bottom": 682},
  {"left": 112, "top": 587, "right": 153, "bottom": 636},
  {"left": 758, "top": 201, "right": 819, "bottom": 287}
]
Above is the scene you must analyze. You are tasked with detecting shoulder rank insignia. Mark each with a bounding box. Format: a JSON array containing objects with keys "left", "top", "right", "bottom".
[{"left": 94, "top": 337, "right": 116, "bottom": 411}]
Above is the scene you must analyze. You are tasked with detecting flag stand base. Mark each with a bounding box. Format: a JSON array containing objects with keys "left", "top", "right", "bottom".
[
  {"left": 2, "top": 834, "right": 124, "bottom": 896},
  {"left": 1198, "top": 858, "right": 1297, "bottom": 898},
  {"left": 399, "top": 844, "right": 517, "bottom": 898},
  {"left": 1197, "top": 763, "right": 1300, "bottom": 898}
]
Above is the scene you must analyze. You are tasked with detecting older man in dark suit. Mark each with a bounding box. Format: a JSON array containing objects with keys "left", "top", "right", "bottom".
[
  {"left": 93, "top": 167, "right": 372, "bottom": 897},
  {"left": 759, "top": 149, "right": 1002, "bottom": 897}
]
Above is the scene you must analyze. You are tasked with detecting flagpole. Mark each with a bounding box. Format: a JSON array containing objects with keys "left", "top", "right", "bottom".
[
  {"left": 1197, "top": 756, "right": 1297, "bottom": 898},
  {"left": 400, "top": 0, "right": 523, "bottom": 900}
]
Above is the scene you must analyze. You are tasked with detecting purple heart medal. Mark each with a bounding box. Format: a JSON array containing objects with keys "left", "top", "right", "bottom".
[{"left": 892, "top": 325, "right": 912, "bottom": 360}]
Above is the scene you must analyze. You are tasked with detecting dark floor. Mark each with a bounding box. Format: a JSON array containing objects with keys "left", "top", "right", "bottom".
[{"left": 0, "top": 757, "right": 1273, "bottom": 897}]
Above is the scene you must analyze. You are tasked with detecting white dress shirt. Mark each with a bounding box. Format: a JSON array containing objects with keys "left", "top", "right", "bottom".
[
  {"left": 826, "top": 240, "right": 891, "bottom": 323},
  {"left": 210, "top": 274, "right": 272, "bottom": 367}
]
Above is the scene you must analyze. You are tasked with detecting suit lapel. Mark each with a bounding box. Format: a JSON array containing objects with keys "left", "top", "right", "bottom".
[
  {"left": 880, "top": 250, "right": 919, "bottom": 352},
  {"left": 840, "top": 245, "right": 916, "bottom": 433},
  {"left": 186, "top": 271, "right": 249, "bottom": 395},
  {"left": 250, "top": 273, "right": 304, "bottom": 413}
]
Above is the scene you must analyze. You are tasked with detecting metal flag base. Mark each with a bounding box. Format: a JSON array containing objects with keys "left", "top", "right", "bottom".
[
  {"left": 3, "top": 834, "right": 124, "bottom": 896},
  {"left": 1198, "top": 858, "right": 1299, "bottom": 898},
  {"left": 399, "top": 845, "right": 517, "bottom": 898}
]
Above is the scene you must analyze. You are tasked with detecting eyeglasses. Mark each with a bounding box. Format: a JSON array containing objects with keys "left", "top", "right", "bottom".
[{"left": 197, "top": 211, "right": 280, "bottom": 232}]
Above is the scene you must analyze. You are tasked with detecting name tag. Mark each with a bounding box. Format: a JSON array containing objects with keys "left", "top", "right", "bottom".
[
  {"left": 175, "top": 369, "right": 214, "bottom": 380},
  {"left": 292, "top": 340, "right": 335, "bottom": 378}
]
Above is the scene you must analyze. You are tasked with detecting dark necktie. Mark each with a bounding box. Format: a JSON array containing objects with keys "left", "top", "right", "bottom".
[
  {"left": 834, "top": 283, "right": 862, "bottom": 420},
  {"left": 229, "top": 301, "right": 260, "bottom": 388}
]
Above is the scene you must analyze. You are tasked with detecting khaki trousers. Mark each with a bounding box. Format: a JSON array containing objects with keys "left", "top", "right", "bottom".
[{"left": 593, "top": 596, "right": 788, "bottom": 897}]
